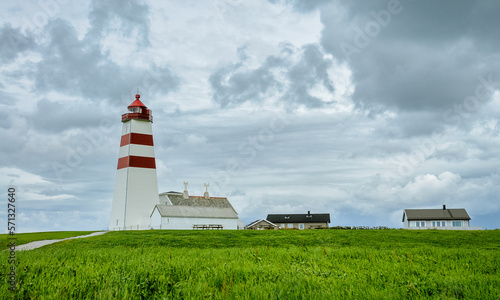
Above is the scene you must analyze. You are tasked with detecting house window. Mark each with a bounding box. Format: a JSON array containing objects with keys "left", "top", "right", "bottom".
[
  {"left": 432, "top": 221, "right": 436, "bottom": 227},
  {"left": 452, "top": 221, "right": 463, "bottom": 227},
  {"left": 299, "top": 223, "right": 304, "bottom": 230},
  {"left": 287, "top": 223, "right": 293, "bottom": 228},
  {"left": 441, "top": 221, "right": 446, "bottom": 227},
  {"left": 416, "top": 221, "right": 425, "bottom": 227}
]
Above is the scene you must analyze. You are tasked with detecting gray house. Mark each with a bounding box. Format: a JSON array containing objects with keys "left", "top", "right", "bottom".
[
  {"left": 267, "top": 211, "right": 330, "bottom": 229},
  {"left": 402, "top": 205, "right": 481, "bottom": 230}
]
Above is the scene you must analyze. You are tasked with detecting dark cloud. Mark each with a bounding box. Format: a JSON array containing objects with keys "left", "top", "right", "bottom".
[
  {"left": 209, "top": 43, "right": 336, "bottom": 109},
  {"left": 285, "top": 44, "right": 335, "bottom": 108},
  {"left": 0, "top": 23, "right": 36, "bottom": 63},
  {"left": 375, "top": 110, "right": 445, "bottom": 138},
  {"left": 209, "top": 57, "right": 283, "bottom": 108},
  {"left": 86, "top": 0, "right": 151, "bottom": 46},
  {"left": 317, "top": 0, "right": 500, "bottom": 112},
  {"left": 33, "top": 18, "right": 179, "bottom": 103},
  {"left": 29, "top": 98, "right": 109, "bottom": 133}
]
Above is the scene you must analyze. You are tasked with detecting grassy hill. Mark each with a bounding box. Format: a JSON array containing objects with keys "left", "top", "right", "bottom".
[{"left": 2, "top": 229, "right": 499, "bottom": 299}]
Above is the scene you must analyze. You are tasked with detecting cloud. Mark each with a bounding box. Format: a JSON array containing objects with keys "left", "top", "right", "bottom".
[
  {"left": 0, "top": 167, "right": 50, "bottom": 186},
  {"left": 32, "top": 18, "right": 179, "bottom": 103},
  {"left": 268, "top": 0, "right": 330, "bottom": 13},
  {"left": 209, "top": 43, "right": 338, "bottom": 109},
  {"left": 2, "top": 0, "right": 500, "bottom": 232},
  {"left": 316, "top": 0, "right": 500, "bottom": 113},
  {"left": 0, "top": 23, "right": 36, "bottom": 63},
  {"left": 86, "top": 0, "right": 151, "bottom": 46}
]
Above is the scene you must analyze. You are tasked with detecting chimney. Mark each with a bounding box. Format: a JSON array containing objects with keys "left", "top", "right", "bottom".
[
  {"left": 204, "top": 183, "right": 210, "bottom": 200},
  {"left": 183, "top": 181, "right": 189, "bottom": 199},
  {"left": 443, "top": 204, "right": 446, "bottom": 210},
  {"left": 308, "top": 210, "right": 311, "bottom": 215}
]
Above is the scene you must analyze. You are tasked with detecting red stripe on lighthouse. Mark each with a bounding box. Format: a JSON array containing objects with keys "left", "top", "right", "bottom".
[
  {"left": 117, "top": 156, "right": 156, "bottom": 170},
  {"left": 129, "top": 156, "right": 156, "bottom": 168},
  {"left": 120, "top": 133, "right": 154, "bottom": 147}
]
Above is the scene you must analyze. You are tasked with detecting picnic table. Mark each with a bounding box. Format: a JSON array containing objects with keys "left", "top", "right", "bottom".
[{"left": 192, "top": 224, "right": 223, "bottom": 230}]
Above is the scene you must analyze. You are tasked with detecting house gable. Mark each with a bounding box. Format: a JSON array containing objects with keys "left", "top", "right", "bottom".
[{"left": 245, "top": 219, "right": 278, "bottom": 229}]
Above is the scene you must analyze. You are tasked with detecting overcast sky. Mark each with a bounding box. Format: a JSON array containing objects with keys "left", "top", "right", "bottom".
[{"left": 1, "top": 0, "right": 499, "bottom": 232}]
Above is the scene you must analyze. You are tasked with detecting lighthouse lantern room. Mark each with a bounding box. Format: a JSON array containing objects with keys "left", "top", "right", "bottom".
[{"left": 122, "top": 94, "right": 153, "bottom": 122}]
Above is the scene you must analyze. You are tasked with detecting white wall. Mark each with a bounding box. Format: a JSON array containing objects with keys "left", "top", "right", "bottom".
[
  {"left": 156, "top": 216, "right": 238, "bottom": 230},
  {"left": 109, "top": 168, "right": 128, "bottom": 230},
  {"left": 151, "top": 208, "right": 162, "bottom": 229},
  {"left": 405, "top": 220, "right": 481, "bottom": 230},
  {"left": 109, "top": 119, "right": 159, "bottom": 231},
  {"left": 124, "top": 167, "right": 159, "bottom": 228}
]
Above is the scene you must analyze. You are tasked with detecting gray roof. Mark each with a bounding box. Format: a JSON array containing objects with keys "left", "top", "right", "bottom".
[
  {"left": 403, "top": 208, "right": 471, "bottom": 221},
  {"left": 159, "top": 192, "right": 235, "bottom": 210},
  {"left": 267, "top": 213, "right": 330, "bottom": 224},
  {"left": 153, "top": 205, "right": 238, "bottom": 219}
]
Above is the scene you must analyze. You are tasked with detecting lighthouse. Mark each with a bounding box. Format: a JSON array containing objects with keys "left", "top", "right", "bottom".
[{"left": 109, "top": 94, "right": 159, "bottom": 230}]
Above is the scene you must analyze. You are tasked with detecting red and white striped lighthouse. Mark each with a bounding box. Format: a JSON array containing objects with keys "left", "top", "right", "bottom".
[{"left": 109, "top": 94, "right": 159, "bottom": 230}]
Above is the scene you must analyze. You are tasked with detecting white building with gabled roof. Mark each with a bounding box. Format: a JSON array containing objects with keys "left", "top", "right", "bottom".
[
  {"left": 150, "top": 190, "right": 244, "bottom": 230},
  {"left": 402, "top": 205, "right": 482, "bottom": 230}
]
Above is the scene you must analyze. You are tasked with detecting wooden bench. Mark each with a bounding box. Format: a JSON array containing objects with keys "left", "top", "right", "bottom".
[
  {"left": 193, "top": 225, "right": 208, "bottom": 230},
  {"left": 208, "top": 224, "right": 223, "bottom": 230}
]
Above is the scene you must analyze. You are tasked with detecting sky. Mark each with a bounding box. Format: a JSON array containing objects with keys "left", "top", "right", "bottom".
[{"left": 1, "top": 0, "right": 500, "bottom": 232}]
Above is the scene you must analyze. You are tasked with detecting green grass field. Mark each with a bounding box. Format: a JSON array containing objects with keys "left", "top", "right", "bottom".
[{"left": 2, "top": 229, "right": 499, "bottom": 299}]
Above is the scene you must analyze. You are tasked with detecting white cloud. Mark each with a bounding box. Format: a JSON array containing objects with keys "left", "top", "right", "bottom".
[{"left": 1, "top": 167, "right": 49, "bottom": 186}]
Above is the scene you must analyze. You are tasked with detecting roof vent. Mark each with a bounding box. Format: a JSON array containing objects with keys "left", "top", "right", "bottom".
[
  {"left": 183, "top": 181, "right": 189, "bottom": 199},
  {"left": 204, "top": 183, "right": 210, "bottom": 200}
]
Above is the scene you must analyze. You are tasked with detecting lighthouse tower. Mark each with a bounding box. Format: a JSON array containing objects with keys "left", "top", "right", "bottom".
[{"left": 109, "top": 94, "right": 159, "bottom": 230}]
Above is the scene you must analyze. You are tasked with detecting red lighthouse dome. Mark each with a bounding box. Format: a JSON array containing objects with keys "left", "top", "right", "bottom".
[{"left": 122, "top": 94, "right": 153, "bottom": 122}]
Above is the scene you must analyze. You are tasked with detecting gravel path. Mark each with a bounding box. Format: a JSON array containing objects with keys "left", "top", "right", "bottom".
[{"left": 16, "top": 231, "right": 108, "bottom": 251}]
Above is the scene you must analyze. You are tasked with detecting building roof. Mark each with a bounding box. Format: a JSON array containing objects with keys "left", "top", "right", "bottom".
[
  {"left": 245, "top": 219, "right": 277, "bottom": 229},
  {"left": 403, "top": 208, "right": 471, "bottom": 221},
  {"left": 128, "top": 94, "right": 147, "bottom": 108},
  {"left": 158, "top": 191, "right": 238, "bottom": 216},
  {"left": 153, "top": 205, "right": 238, "bottom": 219},
  {"left": 267, "top": 212, "right": 330, "bottom": 224}
]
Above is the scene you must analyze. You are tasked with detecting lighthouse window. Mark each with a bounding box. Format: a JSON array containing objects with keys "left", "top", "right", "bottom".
[{"left": 129, "top": 107, "right": 141, "bottom": 113}]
